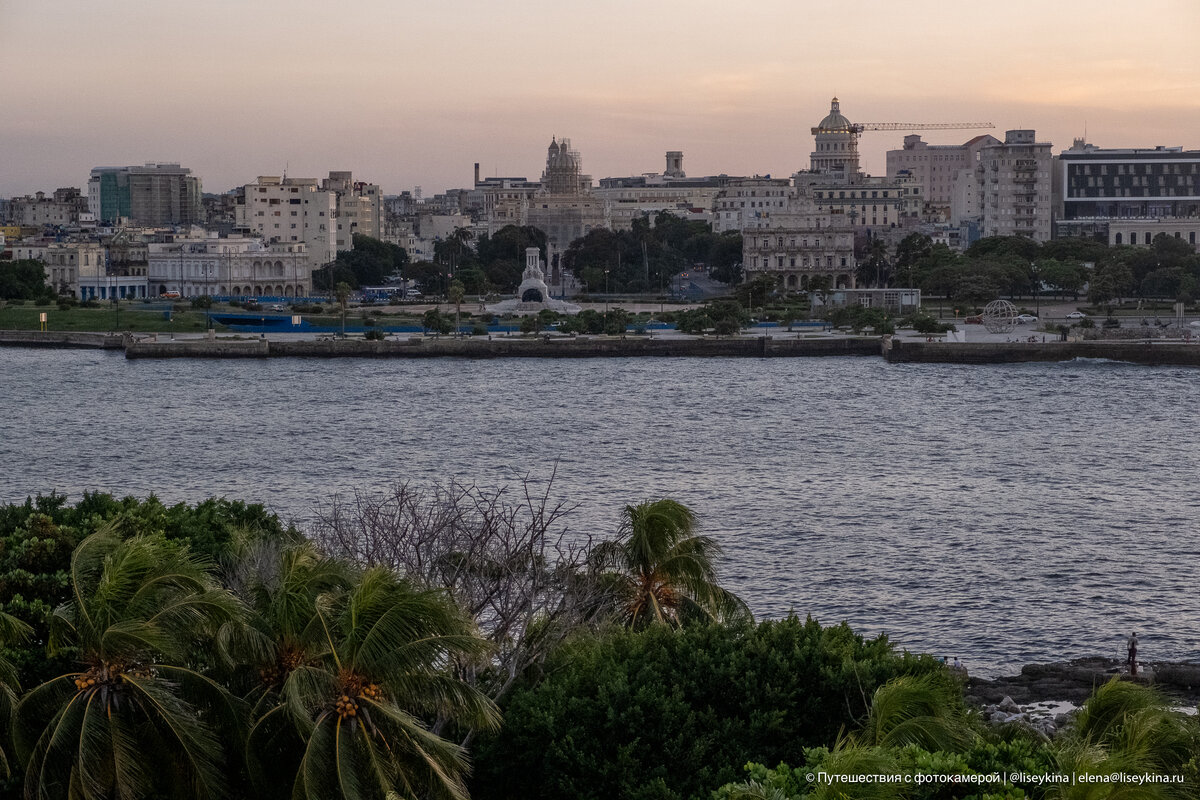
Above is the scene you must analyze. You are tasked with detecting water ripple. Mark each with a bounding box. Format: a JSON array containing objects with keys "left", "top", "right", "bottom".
[{"left": 0, "top": 350, "right": 1197, "bottom": 676}]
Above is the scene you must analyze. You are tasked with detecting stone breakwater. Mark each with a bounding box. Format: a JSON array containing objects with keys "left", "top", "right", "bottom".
[
  {"left": 883, "top": 338, "right": 1200, "bottom": 366},
  {"left": 0, "top": 331, "right": 123, "bottom": 349},
  {"left": 6, "top": 330, "right": 1200, "bottom": 366},
  {"left": 121, "top": 335, "right": 881, "bottom": 359}
]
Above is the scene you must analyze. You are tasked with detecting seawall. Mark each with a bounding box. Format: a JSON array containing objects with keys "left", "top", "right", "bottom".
[
  {"left": 124, "top": 335, "right": 882, "bottom": 359},
  {"left": 0, "top": 331, "right": 124, "bottom": 350},
  {"left": 884, "top": 338, "right": 1200, "bottom": 367}
]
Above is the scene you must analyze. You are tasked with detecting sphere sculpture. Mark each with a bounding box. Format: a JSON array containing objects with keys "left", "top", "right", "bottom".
[{"left": 982, "top": 299, "right": 1018, "bottom": 333}]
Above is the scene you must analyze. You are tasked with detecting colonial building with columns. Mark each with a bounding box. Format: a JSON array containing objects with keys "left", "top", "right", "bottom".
[
  {"left": 147, "top": 234, "right": 310, "bottom": 298},
  {"left": 741, "top": 222, "right": 857, "bottom": 291}
]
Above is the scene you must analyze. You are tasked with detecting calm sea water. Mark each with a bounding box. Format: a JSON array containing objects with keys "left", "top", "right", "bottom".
[{"left": 2, "top": 348, "right": 1197, "bottom": 676}]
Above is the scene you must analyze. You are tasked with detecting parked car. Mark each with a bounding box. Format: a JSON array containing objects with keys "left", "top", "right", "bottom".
[
  {"left": 1066, "top": 311, "right": 1088, "bottom": 319},
  {"left": 1016, "top": 314, "right": 1039, "bottom": 324},
  {"left": 269, "top": 304, "right": 286, "bottom": 312}
]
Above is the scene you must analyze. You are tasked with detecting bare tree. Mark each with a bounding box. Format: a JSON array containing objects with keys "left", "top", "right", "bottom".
[{"left": 309, "top": 471, "right": 612, "bottom": 739}]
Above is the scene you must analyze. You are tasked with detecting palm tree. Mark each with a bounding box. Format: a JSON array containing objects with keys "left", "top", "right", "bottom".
[
  {"left": 0, "top": 610, "right": 32, "bottom": 777},
  {"left": 335, "top": 281, "right": 351, "bottom": 337},
  {"left": 15, "top": 530, "right": 243, "bottom": 800},
  {"left": 216, "top": 538, "right": 350, "bottom": 722},
  {"left": 857, "top": 674, "right": 974, "bottom": 752},
  {"left": 246, "top": 567, "right": 499, "bottom": 800},
  {"left": 448, "top": 279, "right": 465, "bottom": 339},
  {"left": 594, "top": 499, "right": 748, "bottom": 628},
  {"left": 1045, "top": 679, "right": 1197, "bottom": 800}
]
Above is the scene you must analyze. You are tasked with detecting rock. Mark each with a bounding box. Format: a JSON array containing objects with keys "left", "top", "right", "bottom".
[
  {"left": 1054, "top": 713, "right": 1072, "bottom": 726},
  {"left": 998, "top": 696, "right": 1020, "bottom": 713}
]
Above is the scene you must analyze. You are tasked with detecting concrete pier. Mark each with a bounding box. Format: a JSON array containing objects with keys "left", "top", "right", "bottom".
[
  {"left": 883, "top": 338, "right": 1200, "bottom": 367},
  {"left": 124, "top": 335, "right": 882, "bottom": 359}
]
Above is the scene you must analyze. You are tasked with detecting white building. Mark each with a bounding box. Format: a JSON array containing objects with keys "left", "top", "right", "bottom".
[
  {"left": 237, "top": 176, "right": 337, "bottom": 271},
  {"left": 148, "top": 234, "right": 310, "bottom": 298},
  {"left": 1107, "top": 219, "right": 1200, "bottom": 250}
]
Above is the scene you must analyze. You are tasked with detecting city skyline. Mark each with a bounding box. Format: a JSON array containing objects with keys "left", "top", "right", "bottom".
[{"left": 4, "top": 0, "right": 1200, "bottom": 197}]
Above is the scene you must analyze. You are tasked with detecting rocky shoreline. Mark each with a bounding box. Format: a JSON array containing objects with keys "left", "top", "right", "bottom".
[{"left": 964, "top": 658, "right": 1200, "bottom": 736}]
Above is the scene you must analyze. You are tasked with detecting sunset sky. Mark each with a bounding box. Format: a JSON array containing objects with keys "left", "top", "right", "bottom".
[{"left": 3, "top": 0, "right": 1199, "bottom": 197}]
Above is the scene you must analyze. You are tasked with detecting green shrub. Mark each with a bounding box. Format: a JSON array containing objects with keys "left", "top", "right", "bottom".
[
  {"left": 363, "top": 328, "right": 386, "bottom": 340},
  {"left": 471, "top": 618, "right": 941, "bottom": 800}
]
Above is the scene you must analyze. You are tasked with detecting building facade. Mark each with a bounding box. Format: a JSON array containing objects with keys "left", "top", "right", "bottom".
[
  {"left": 595, "top": 152, "right": 726, "bottom": 230},
  {"left": 237, "top": 176, "right": 337, "bottom": 271},
  {"left": 1106, "top": 219, "right": 1200, "bottom": 250},
  {"left": 977, "top": 130, "right": 1053, "bottom": 242},
  {"left": 886, "top": 134, "right": 1000, "bottom": 216},
  {"left": 147, "top": 234, "right": 311, "bottom": 298},
  {"left": 88, "top": 163, "right": 203, "bottom": 226},
  {"left": 713, "top": 177, "right": 793, "bottom": 233},
  {"left": 525, "top": 138, "right": 608, "bottom": 258},
  {"left": 1055, "top": 140, "right": 1200, "bottom": 222},
  {"left": 322, "top": 171, "right": 383, "bottom": 250},
  {"left": 741, "top": 223, "right": 857, "bottom": 290},
  {"left": 5, "top": 188, "right": 89, "bottom": 227}
]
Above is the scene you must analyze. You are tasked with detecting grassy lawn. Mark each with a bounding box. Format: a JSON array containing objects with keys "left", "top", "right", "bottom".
[{"left": 0, "top": 304, "right": 221, "bottom": 333}]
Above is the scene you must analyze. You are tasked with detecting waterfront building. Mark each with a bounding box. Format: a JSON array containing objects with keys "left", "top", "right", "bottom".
[
  {"left": 1105, "top": 218, "right": 1200, "bottom": 250},
  {"left": 237, "top": 176, "right": 337, "bottom": 272},
  {"left": 13, "top": 240, "right": 107, "bottom": 298},
  {"left": 1052, "top": 140, "right": 1200, "bottom": 243},
  {"left": 741, "top": 223, "right": 857, "bottom": 291},
  {"left": 816, "top": 287, "right": 922, "bottom": 313},
  {"left": 87, "top": 163, "right": 203, "bottom": 227},
  {"left": 976, "top": 130, "right": 1053, "bottom": 242},
  {"left": 147, "top": 233, "right": 310, "bottom": 298}
]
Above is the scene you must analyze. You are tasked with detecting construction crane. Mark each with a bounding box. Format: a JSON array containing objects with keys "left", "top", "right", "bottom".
[
  {"left": 851, "top": 121, "right": 994, "bottom": 133},
  {"left": 811, "top": 120, "right": 994, "bottom": 135}
]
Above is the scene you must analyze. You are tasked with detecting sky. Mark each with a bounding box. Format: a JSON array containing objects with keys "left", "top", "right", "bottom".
[{"left": 3, "top": 0, "right": 1200, "bottom": 197}]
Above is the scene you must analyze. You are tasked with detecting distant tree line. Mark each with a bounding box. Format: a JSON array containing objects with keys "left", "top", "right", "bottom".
[
  {"left": 861, "top": 233, "right": 1200, "bottom": 306},
  {"left": 0, "top": 260, "right": 53, "bottom": 302},
  {"left": 562, "top": 212, "right": 743, "bottom": 293}
]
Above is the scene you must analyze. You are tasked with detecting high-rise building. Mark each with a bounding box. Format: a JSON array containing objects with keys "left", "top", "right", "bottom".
[
  {"left": 977, "top": 130, "right": 1053, "bottom": 242},
  {"left": 237, "top": 176, "right": 337, "bottom": 271},
  {"left": 87, "top": 163, "right": 203, "bottom": 226}
]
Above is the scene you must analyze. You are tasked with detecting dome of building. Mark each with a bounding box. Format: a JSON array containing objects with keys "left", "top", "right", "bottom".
[{"left": 816, "top": 97, "right": 853, "bottom": 132}]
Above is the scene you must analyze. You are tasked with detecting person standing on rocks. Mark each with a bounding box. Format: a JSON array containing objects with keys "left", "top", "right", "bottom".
[{"left": 1127, "top": 632, "right": 1139, "bottom": 676}]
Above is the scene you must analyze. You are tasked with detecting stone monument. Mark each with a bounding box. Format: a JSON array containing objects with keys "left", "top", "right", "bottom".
[{"left": 487, "top": 248, "right": 581, "bottom": 316}]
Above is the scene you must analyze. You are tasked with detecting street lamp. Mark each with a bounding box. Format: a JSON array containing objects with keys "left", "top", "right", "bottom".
[
  {"left": 1030, "top": 261, "right": 1039, "bottom": 318},
  {"left": 604, "top": 267, "right": 610, "bottom": 329}
]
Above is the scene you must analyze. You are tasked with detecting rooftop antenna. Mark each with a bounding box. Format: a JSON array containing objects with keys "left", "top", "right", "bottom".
[{"left": 283, "top": 161, "right": 288, "bottom": 180}]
